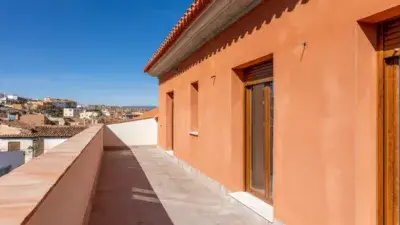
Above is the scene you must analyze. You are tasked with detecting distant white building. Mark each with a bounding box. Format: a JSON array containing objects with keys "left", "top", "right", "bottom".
[
  {"left": 6, "top": 95, "right": 18, "bottom": 101},
  {"left": 0, "top": 123, "right": 86, "bottom": 162},
  {"left": 53, "top": 101, "right": 77, "bottom": 108},
  {"left": 80, "top": 110, "right": 100, "bottom": 119},
  {"left": 0, "top": 93, "right": 6, "bottom": 104},
  {"left": 101, "top": 109, "right": 110, "bottom": 117},
  {"left": 43, "top": 98, "right": 77, "bottom": 108},
  {"left": 63, "top": 108, "right": 78, "bottom": 118},
  {"left": 0, "top": 94, "right": 23, "bottom": 105},
  {"left": 53, "top": 102, "right": 67, "bottom": 108},
  {"left": 133, "top": 111, "right": 143, "bottom": 117},
  {"left": 0, "top": 137, "right": 68, "bottom": 162}
]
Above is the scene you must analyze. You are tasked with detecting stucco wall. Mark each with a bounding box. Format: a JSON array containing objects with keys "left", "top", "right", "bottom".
[
  {"left": 24, "top": 126, "right": 103, "bottom": 225},
  {"left": 0, "top": 139, "right": 33, "bottom": 151},
  {"left": 0, "top": 138, "right": 68, "bottom": 162},
  {"left": 0, "top": 138, "right": 72, "bottom": 160},
  {"left": 0, "top": 125, "right": 104, "bottom": 225},
  {"left": 156, "top": 1, "right": 400, "bottom": 225},
  {"left": 44, "top": 138, "right": 67, "bottom": 153},
  {"left": 0, "top": 139, "right": 33, "bottom": 162},
  {"left": 105, "top": 119, "right": 158, "bottom": 147}
]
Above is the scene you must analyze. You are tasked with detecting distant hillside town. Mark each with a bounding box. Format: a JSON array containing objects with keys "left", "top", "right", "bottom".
[
  {"left": 0, "top": 92, "right": 156, "bottom": 166},
  {"left": 0, "top": 92, "right": 155, "bottom": 124}
]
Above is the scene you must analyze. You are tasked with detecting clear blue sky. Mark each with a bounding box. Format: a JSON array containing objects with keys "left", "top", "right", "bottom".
[{"left": 0, "top": 0, "right": 192, "bottom": 106}]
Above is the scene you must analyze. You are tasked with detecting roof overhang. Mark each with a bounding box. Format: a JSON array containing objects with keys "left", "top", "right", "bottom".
[{"left": 146, "top": 0, "right": 262, "bottom": 77}]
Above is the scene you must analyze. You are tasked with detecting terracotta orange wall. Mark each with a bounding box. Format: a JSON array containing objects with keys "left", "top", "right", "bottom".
[
  {"left": 103, "top": 126, "right": 127, "bottom": 149},
  {"left": 24, "top": 127, "right": 103, "bottom": 225},
  {"left": 20, "top": 115, "right": 46, "bottom": 125},
  {"left": 157, "top": 1, "right": 399, "bottom": 225}
]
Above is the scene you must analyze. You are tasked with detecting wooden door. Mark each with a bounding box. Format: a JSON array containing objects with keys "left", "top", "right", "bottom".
[
  {"left": 383, "top": 56, "right": 399, "bottom": 225},
  {"left": 381, "top": 17, "right": 400, "bottom": 225},
  {"left": 244, "top": 60, "right": 274, "bottom": 203},
  {"left": 166, "top": 92, "right": 174, "bottom": 150}
]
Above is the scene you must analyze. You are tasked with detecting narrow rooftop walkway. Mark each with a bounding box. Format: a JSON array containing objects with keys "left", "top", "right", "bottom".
[{"left": 89, "top": 146, "right": 269, "bottom": 225}]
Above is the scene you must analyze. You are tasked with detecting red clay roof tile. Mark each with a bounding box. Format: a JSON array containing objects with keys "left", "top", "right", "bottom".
[
  {"left": 144, "top": 0, "right": 214, "bottom": 73},
  {"left": 0, "top": 124, "right": 87, "bottom": 138},
  {"left": 106, "top": 108, "right": 158, "bottom": 125}
]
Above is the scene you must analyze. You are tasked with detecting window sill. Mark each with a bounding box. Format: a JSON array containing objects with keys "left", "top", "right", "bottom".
[{"left": 189, "top": 131, "right": 199, "bottom": 136}]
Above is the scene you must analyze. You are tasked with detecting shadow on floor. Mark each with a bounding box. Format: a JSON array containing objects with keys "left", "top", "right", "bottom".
[{"left": 88, "top": 147, "right": 174, "bottom": 225}]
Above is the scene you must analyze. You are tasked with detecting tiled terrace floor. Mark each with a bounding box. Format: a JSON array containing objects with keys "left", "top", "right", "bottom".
[{"left": 88, "top": 146, "right": 270, "bottom": 225}]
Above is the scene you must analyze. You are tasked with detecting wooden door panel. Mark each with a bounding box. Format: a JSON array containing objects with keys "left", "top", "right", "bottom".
[
  {"left": 264, "top": 85, "right": 272, "bottom": 199},
  {"left": 250, "top": 83, "right": 266, "bottom": 195},
  {"left": 166, "top": 92, "right": 174, "bottom": 150},
  {"left": 383, "top": 57, "right": 399, "bottom": 225},
  {"left": 245, "top": 81, "right": 273, "bottom": 203}
]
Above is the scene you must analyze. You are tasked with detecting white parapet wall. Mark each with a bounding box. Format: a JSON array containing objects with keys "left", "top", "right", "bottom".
[
  {"left": 44, "top": 138, "right": 68, "bottom": 153},
  {"left": 104, "top": 118, "right": 158, "bottom": 148}
]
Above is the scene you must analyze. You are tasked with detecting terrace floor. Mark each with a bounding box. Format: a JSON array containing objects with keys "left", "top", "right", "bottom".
[{"left": 88, "top": 146, "right": 269, "bottom": 225}]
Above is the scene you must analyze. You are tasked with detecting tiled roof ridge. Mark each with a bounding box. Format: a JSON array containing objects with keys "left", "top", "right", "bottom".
[
  {"left": 36, "top": 125, "right": 87, "bottom": 128},
  {"left": 0, "top": 121, "right": 35, "bottom": 131},
  {"left": 106, "top": 108, "right": 158, "bottom": 125},
  {"left": 144, "top": 0, "right": 214, "bottom": 72},
  {"left": 0, "top": 124, "right": 88, "bottom": 138}
]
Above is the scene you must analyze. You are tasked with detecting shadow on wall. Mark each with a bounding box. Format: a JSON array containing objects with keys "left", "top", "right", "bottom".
[
  {"left": 159, "top": 0, "right": 310, "bottom": 84},
  {"left": 358, "top": 4, "right": 400, "bottom": 51},
  {"left": 358, "top": 21, "right": 380, "bottom": 51},
  {"left": 104, "top": 119, "right": 158, "bottom": 146},
  {"left": 103, "top": 126, "right": 130, "bottom": 151},
  {"left": 89, "top": 145, "right": 174, "bottom": 225}
]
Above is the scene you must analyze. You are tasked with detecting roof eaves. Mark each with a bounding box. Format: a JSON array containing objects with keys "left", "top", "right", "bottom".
[{"left": 143, "top": 0, "right": 214, "bottom": 73}]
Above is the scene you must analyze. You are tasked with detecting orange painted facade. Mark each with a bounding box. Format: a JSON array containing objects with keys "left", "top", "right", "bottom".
[{"left": 152, "top": 1, "right": 400, "bottom": 225}]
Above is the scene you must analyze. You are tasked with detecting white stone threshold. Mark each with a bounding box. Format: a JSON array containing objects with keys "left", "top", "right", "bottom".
[
  {"left": 230, "top": 192, "right": 274, "bottom": 222},
  {"left": 160, "top": 148, "right": 279, "bottom": 224},
  {"left": 165, "top": 150, "right": 174, "bottom": 156}
]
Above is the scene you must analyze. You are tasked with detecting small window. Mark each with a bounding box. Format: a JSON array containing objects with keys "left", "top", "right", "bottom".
[
  {"left": 190, "top": 82, "right": 199, "bottom": 131},
  {"left": 8, "top": 142, "right": 21, "bottom": 151}
]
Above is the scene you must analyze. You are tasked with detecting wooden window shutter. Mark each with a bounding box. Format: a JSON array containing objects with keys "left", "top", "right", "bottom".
[
  {"left": 383, "top": 18, "right": 400, "bottom": 51},
  {"left": 8, "top": 142, "right": 21, "bottom": 151},
  {"left": 244, "top": 60, "right": 273, "bottom": 82}
]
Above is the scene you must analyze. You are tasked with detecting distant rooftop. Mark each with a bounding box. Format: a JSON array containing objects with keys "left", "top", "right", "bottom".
[{"left": 0, "top": 121, "right": 87, "bottom": 138}]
